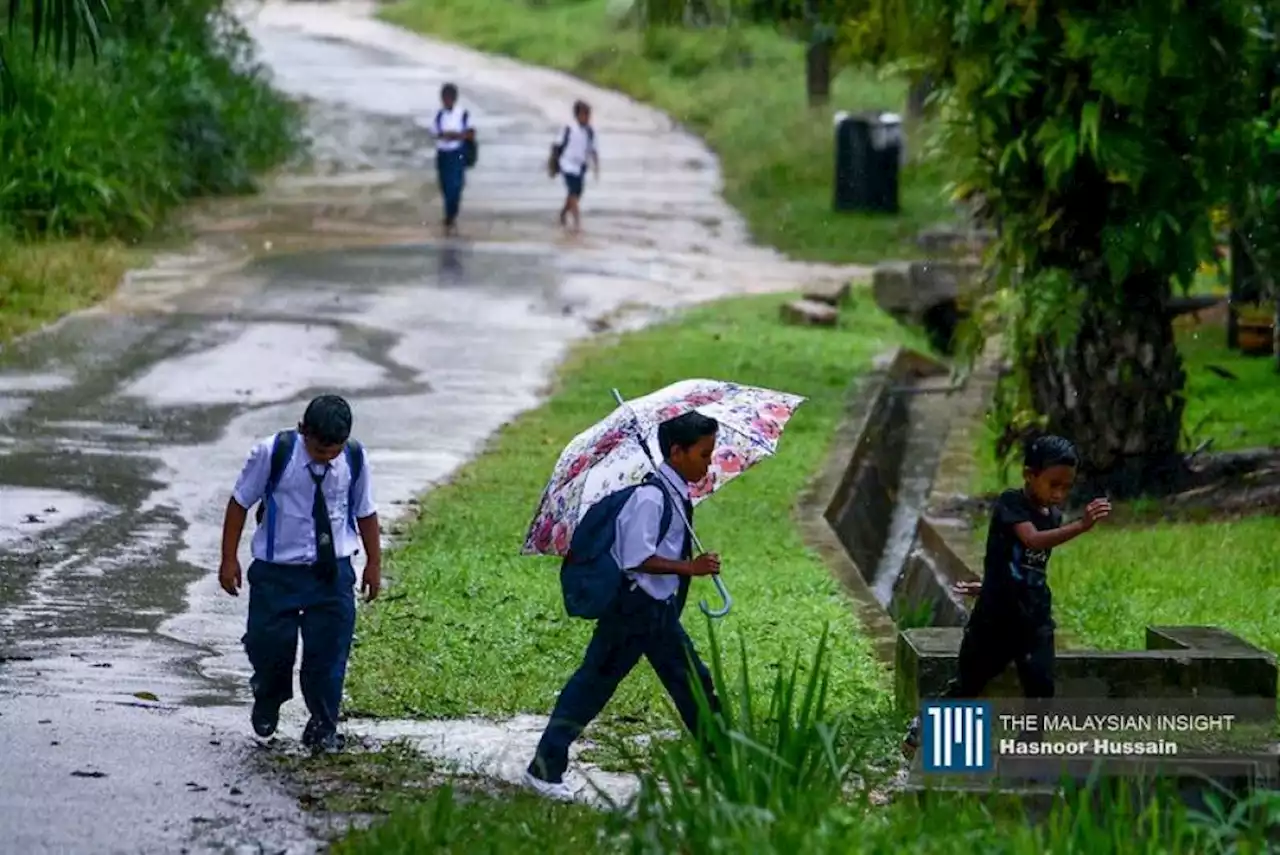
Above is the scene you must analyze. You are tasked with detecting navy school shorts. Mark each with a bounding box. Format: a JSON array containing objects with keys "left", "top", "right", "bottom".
[{"left": 564, "top": 170, "right": 586, "bottom": 198}]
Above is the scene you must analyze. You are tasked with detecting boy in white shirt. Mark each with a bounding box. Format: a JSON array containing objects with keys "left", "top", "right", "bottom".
[
  {"left": 552, "top": 100, "right": 599, "bottom": 233},
  {"left": 431, "top": 83, "right": 475, "bottom": 236},
  {"left": 218, "top": 395, "right": 382, "bottom": 752}
]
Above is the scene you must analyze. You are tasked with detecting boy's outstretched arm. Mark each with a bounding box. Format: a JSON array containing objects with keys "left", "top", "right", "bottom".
[
  {"left": 1013, "top": 499, "right": 1111, "bottom": 551},
  {"left": 219, "top": 498, "right": 249, "bottom": 596},
  {"left": 356, "top": 514, "right": 382, "bottom": 602}
]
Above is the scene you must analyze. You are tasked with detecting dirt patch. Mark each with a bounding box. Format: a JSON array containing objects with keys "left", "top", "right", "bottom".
[{"left": 261, "top": 736, "right": 518, "bottom": 821}]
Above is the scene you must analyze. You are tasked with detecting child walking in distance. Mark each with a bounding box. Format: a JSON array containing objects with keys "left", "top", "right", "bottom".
[
  {"left": 431, "top": 82, "right": 475, "bottom": 236},
  {"left": 551, "top": 100, "right": 599, "bottom": 233},
  {"left": 524, "top": 412, "right": 722, "bottom": 801},
  {"left": 218, "top": 394, "right": 381, "bottom": 753},
  {"left": 902, "top": 435, "right": 1111, "bottom": 758}
]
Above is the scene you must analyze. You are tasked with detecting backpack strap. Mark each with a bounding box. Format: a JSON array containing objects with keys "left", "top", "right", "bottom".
[
  {"left": 262, "top": 430, "right": 298, "bottom": 562},
  {"left": 462, "top": 110, "right": 469, "bottom": 129},
  {"left": 344, "top": 440, "right": 365, "bottom": 534},
  {"left": 641, "top": 472, "right": 679, "bottom": 553},
  {"left": 434, "top": 109, "right": 444, "bottom": 135}
]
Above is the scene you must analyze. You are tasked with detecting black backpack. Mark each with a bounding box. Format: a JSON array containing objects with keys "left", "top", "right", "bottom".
[
  {"left": 548, "top": 124, "right": 593, "bottom": 178},
  {"left": 255, "top": 430, "right": 366, "bottom": 562},
  {"left": 559, "top": 473, "right": 678, "bottom": 619}
]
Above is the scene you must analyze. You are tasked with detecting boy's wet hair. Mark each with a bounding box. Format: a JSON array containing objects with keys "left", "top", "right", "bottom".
[
  {"left": 1024, "top": 434, "right": 1079, "bottom": 472},
  {"left": 658, "top": 411, "right": 719, "bottom": 458},
  {"left": 442, "top": 83, "right": 458, "bottom": 100},
  {"left": 302, "top": 394, "right": 353, "bottom": 446}
]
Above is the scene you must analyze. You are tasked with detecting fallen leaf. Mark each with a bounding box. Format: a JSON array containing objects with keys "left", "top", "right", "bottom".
[{"left": 133, "top": 691, "right": 159, "bottom": 702}]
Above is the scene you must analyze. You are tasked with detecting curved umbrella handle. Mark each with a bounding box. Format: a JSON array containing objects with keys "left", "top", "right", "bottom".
[{"left": 699, "top": 575, "right": 733, "bottom": 619}]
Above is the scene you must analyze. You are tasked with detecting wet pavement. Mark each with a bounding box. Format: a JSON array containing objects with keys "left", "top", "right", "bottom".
[{"left": 0, "top": 2, "right": 867, "bottom": 851}]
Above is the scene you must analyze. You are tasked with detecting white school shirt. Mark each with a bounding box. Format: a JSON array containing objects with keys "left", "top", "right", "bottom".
[
  {"left": 610, "top": 462, "right": 692, "bottom": 602},
  {"left": 557, "top": 123, "right": 598, "bottom": 177},
  {"left": 232, "top": 435, "right": 378, "bottom": 565},
  {"left": 433, "top": 106, "right": 470, "bottom": 153}
]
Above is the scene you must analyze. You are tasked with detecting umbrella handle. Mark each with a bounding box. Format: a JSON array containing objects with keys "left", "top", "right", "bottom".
[{"left": 699, "top": 575, "right": 733, "bottom": 619}]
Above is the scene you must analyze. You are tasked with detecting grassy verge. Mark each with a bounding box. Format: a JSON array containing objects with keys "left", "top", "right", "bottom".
[
  {"left": 971, "top": 325, "right": 1280, "bottom": 495},
  {"left": 331, "top": 781, "right": 1274, "bottom": 855},
  {"left": 1052, "top": 514, "right": 1280, "bottom": 654},
  {"left": 347, "top": 292, "right": 922, "bottom": 755},
  {"left": 378, "top": 0, "right": 954, "bottom": 263},
  {"left": 0, "top": 3, "right": 302, "bottom": 342},
  {"left": 0, "top": 238, "right": 143, "bottom": 345},
  {"left": 963, "top": 314, "right": 1280, "bottom": 657},
  {"left": 317, "top": 637, "right": 1280, "bottom": 853}
]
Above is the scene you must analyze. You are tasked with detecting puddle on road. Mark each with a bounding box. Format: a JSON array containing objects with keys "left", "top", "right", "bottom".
[
  {"left": 344, "top": 714, "right": 643, "bottom": 808},
  {"left": 0, "top": 487, "right": 107, "bottom": 548},
  {"left": 120, "top": 321, "right": 393, "bottom": 407},
  {"left": 0, "top": 372, "right": 73, "bottom": 393}
]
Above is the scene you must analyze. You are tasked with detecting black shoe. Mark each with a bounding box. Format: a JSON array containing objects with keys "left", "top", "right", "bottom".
[
  {"left": 309, "top": 731, "right": 345, "bottom": 754},
  {"left": 251, "top": 697, "right": 280, "bottom": 738},
  {"left": 901, "top": 715, "right": 921, "bottom": 760}
]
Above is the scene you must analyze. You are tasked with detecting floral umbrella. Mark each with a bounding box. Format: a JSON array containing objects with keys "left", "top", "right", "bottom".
[{"left": 522, "top": 379, "right": 806, "bottom": 616}]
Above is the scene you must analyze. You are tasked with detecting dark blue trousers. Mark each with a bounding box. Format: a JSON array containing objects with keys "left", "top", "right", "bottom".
[
  {"left": 436, "top": 149, "right": 466, "bottom": 224},
  {"left": 531, "top": 583, "right": 720, "bottom": 783},
  {"left": 243, "top": 558, "right": 356, "bottom": 739}
]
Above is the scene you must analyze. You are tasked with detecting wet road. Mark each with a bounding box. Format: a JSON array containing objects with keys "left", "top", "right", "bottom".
[{"left": 0, "top": 3, "right": 864, "bottom": 851}]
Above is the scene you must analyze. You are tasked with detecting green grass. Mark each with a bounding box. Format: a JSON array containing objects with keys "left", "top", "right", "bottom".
[
  {"left": 347, "top": 292, "right": 923, "bottom": 751},
  {"left": 379, "top": 0, "right": 955, "bottom": 263},
  {"left": 0, "top": 237, "right": 142, "bottom": 345},
  {"left": 334, "top": 782, "right": 1274, "bottom": 855},
  {"left": 0, "top": 3, "right": 300, "bottom": 344},
  {"left": 971, "top": 326, "right": 1280, "bottom": 495},
  {"left": 1052, "top": 514, "right": 1280, "bottom": 654},
  {"left": 963, "top": 317, "right": 1280, "bottom": 658},
  {"left": 1180, "top": 329, "right": 1280, "bottom": 452},
  {"left": 323, "top": 634, "right": 1280, "bottom": 853}
]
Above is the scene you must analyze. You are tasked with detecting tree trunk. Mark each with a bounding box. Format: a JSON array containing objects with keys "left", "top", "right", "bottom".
[
  {"left": 906, "top": 74, "right": 933, "bottom": 121},
  {"left": 1028, "top": 284, "right": 1187, "bottom": 500},
  {"left": 1274, "top": 289, "right": 1280, "bottom": 373},
  {"left": 806, "top": 40, "right": 831, "bottom": 108},
  {"left": 642, "top": 0, "right": 685, "bottom": 26}
]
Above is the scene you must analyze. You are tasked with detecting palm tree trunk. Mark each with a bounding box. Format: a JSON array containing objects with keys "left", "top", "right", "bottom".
[{"left": 1028, "top": 282, "right": 1187, "bottom": 499}]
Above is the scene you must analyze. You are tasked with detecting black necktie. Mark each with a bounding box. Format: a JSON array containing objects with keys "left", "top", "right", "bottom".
[
  {"left": 682, "top": 497, "right": 695, "bottom": 560},
  {"left": 310, "top": 466, "right": 339, "bottom": 582}
]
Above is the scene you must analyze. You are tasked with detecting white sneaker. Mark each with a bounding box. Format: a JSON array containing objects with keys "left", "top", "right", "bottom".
[{"left": 522, "top": 769, "right": 576, "bottom": 802}]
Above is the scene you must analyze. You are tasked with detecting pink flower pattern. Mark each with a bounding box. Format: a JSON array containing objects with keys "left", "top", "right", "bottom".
[{"left": 521, "top": 380, "right": 806, "bottom": 555}]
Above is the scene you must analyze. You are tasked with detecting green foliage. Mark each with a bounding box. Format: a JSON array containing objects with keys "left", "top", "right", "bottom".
[
  {"left": 1231, "top": 5, "right": 1280, "bottom": 312},
  {"left": 0, "top": 0, "right": 108, "bottom": 107},
  {"left": 0, "top": 0, "right": 302, "bottom": 238},
  {"left": 851, "top": 0, "right": 1275, "bottom": 477},
  {"left": 618, "top": 623, "right": 872, "bottom": 852},
  {"left": 333, "top": 623, "right": 1280, "bottom": 852}
]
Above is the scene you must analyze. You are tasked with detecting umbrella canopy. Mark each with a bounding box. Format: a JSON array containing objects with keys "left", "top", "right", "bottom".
[{"left": 522, "top": 379, "right": 806, "bottom": 557}]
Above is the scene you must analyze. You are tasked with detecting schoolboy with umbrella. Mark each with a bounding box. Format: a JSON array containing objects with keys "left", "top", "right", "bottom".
[{"left": 519, "top": 380, "right": 805, "bottom": 800}]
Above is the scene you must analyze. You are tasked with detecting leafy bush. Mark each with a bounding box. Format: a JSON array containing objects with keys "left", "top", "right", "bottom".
[{"left": 0, "top": 0, "right": 301, "bottom": 239}]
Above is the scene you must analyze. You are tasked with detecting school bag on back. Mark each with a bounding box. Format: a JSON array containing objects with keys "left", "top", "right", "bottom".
[
  {"left": 254, "top": 430, "right": 366, "bottom": 562},
  {"left": 548, "top": 124, "right": 594, "bottom": 178},
  {"left": 435, "top": 108, "right": 478, "bottom": 169},
  {"left": 560, "top": 473, "right": 676, "bottom": 619}
]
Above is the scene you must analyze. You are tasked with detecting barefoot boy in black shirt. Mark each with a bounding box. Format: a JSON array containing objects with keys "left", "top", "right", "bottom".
[{"left": 902, "top": 435, "right": 1111, "bottom": 757}]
